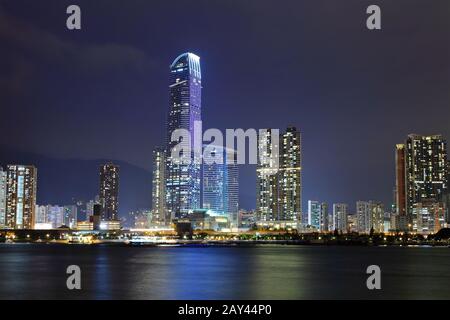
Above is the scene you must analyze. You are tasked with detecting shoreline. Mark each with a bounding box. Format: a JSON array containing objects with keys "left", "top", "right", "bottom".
[{"left": 1, "top": 239, "right": 449, "bottom": 248}]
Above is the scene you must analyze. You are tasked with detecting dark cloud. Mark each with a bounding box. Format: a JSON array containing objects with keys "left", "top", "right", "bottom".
[{"left": 0, "top": 5, "right": 153, "bottom": 84}]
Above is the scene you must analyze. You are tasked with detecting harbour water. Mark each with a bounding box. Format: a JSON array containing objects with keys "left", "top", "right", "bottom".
[{"left": 0, "top": 244, "right": 449, "bottom": 299}]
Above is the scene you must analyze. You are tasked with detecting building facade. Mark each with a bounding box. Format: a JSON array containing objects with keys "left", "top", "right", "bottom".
[
  {"left": 256, "top": 129, "right": 280, "bottom": 221},
  {"left": 406, "top": 135, "right": 448, "bottom": 224},
  {"left": 356, "top": 201, "right": 384, "bottom": 234},
  {"left": 202, "top": 147, "right": 239, "bottom": 226},
  {"left": 413, "top": 200, "right": 446, "bottom": 234},
  {"left": 5, "top": 165, "right": 37, "bottom": 229},
  {"left": 332, "top": 203, "right": 348, "bottom": 233},
  {"left": 63, "top": 205, "right": 77, "bottom": 229},
  {"left": 307, "top": 200, "right": 321, "bottom": 230},
  {"left": 0, "top": 167, "right": 6, "bottom": 228},
  {"left": 320, "top": 202, "right": 329, "bottom": 232},
  {"left": 395, "top": 144, "right": 407, "bottom": 230},
  {"left": 151, "top": 147, "right": 167, "bottom": 225},
  {"left": 99, "top": 162, "right": 119, "bottom": 221},
  {"left": 257, "top": 127, "right": 301, "bottom": 222},
  {"left": 166, "top": 52, "right": 202, "bottom": 219}
]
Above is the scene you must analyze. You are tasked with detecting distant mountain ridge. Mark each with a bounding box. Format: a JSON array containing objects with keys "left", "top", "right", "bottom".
[{"left": 0, "top": 146, "right": 152, "bottom": 217}]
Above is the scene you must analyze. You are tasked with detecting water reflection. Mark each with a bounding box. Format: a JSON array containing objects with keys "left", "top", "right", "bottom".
[{"left": 0, "top": 244, "right": 449, "bottom": 299}]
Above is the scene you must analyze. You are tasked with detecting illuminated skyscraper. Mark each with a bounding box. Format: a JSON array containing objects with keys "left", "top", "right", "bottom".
[
  {"left": 257, "top": 129, "right": 280, "bottom": 221},
  {"left": 202, "top": 147, "right": 239, "bottom": 226},
  {"left": 320, "top": 202, "right": 329, "bottom": 232},
  {"left": 405, "top": 135, "right": 448, "bottom": 218},
  {"left": 395, "top": 144, "right": 406, "bottom": 216},
  {"left": 395, "top": 135, "right": 448, "bottom": 230},
  {"left": 257, "top": 127, "right": 301, "bottom": 222},
  {"left": 307, "top": 200, "right": 321, "bottom": 229},
  {"left": 356, "top": 201, "right": 384, "bottom": 234},
  {"left": 99, "top": 162, "right": 119, "bottom": 221},
  {"left": 151, "top": 147, "right": 167, "bottom": 225},
  {"left": 0, "top": 167, "right": 6, "bottom": 227},
  {"left": 166, "top": 52, "right": 202, "bottom": 219},
  {"left": 279, "top": 127, "right": 302, "bottom": 221},
  {"left": 5, "top": 165, "right": 37, "bottom": 229},
  {"left": 332, "top": 203, "right": 348, "bottom": 233}
]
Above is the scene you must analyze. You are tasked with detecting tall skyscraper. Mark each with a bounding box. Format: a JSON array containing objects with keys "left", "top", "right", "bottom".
[
  {"left": 320, "top": 202, "right": 329, "bottom": 232},
  {"left": 356, "top": 201, "right": 384, "bottom": 234},
  {"left": 151, "top": 147, "right": 167, "bottom": 225},
  {"left": 203, "top": 147, "right": 239, "bottom": 226},
  {"left": 307, "top": 200, "right": 321, "bottom": 230},
  {"left": 257, "top": 129, "right": 280, "bottom": 221},
  {"left": 396, "top": 134, "right": 448, "bottom": 230},
  {"left": 395, "top": 144, "right": 406, "bottom": 216},
  {"left": 226, "top": 152, "right": 239, "bottom": 227},
  {"left": 166, "top": 52, "right": 202, "bottom": 219},
  {"left": 0, "top": 167, "right": 6, "bottom": 228},
  {"left": 99, "top": 162, "right": 119, "bottom": 221},
  {"left": 444, "top": 161, "right": 450, "bottom": 223},
  {"left": 279, "top": 127, "right": 302, "bottom": 221},
  {"left": 257, "top": 127, "right": 301, "bottom": 222},
  {"left": 406, "top": 135, "right": 448, "bottom": 207},
  {"left": 5, "top": 165, "right": 37, "bottom": 229},
  {"left": 332, "top": 203, "right": 348, "bottom": 233}
]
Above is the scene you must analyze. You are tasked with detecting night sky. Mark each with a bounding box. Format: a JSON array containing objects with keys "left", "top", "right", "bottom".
[{"left": 0, "top": 0, "right": 449, "bottom": 213}]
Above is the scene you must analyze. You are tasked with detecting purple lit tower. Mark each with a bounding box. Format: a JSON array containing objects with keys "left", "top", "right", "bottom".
[{"left": 165, "top": 53, "right": 202, "bottom": 219}]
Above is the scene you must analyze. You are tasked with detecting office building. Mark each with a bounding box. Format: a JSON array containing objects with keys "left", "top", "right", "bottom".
[
  {"left": 166, "top": 53, "right": 202, "bottom": 219},
  {"left": 202, "top": 147, "right": 239, "bottom": 226}
]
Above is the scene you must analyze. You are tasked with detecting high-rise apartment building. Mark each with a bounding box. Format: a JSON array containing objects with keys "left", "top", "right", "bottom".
[
  {"left": 152, "top": 147, "right": 167, "bottom": 225},
  {"left": 395, "top": 144, "right": 407, "bottom": 217},
  {"left": 320, "top": 202, "right": 329, "bottom": 232},
  {"left": 413, "top": 200, "right": 445, "bottom": 234},
  {"left": 332, "top": 203, "right": 348, "bottom": 233},
  {"left": 395, "top": 135, "right": 448, "bottom": 230},
  {"left": 257, "top": 127, "right": 301, "bottom": 222},
  {"left": 0, "top": 167, "right": 6, "bottom": 228},
  {"left": 166, "top": 52, "right": 202, "bottom": 219},
  {"left": 99, "top": 162, "right": 119, "bottom": 221},
  {"left": 256, "top": 129, "right": 280, "bottom": 221},
  {"left": 5, "top": 165, "right": 37, "bottom": 229},
  {"left": 307, "top": 200, "right": 321, "bottom": 230},
  {"left": 63, "top": 205, "right": 77, "bottom": 229},
  {"left": 356, "top": 201, "right": 384, "bottom": 234},
  {"left": 279, "top": 127, "right": 302, "bottom": 221}
]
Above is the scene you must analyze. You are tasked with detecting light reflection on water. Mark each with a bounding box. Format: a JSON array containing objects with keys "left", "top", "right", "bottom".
[{"left": 0, "top": 244, "right": 449, "bottom": 299}]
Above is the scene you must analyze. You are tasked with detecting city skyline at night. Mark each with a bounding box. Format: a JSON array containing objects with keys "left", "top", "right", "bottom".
[
  {"left": 1, "top": 0, "right": 450, "bottom": 303},
  {"left": 1, "top": 1, "right": 449, "bottom": 216}
]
